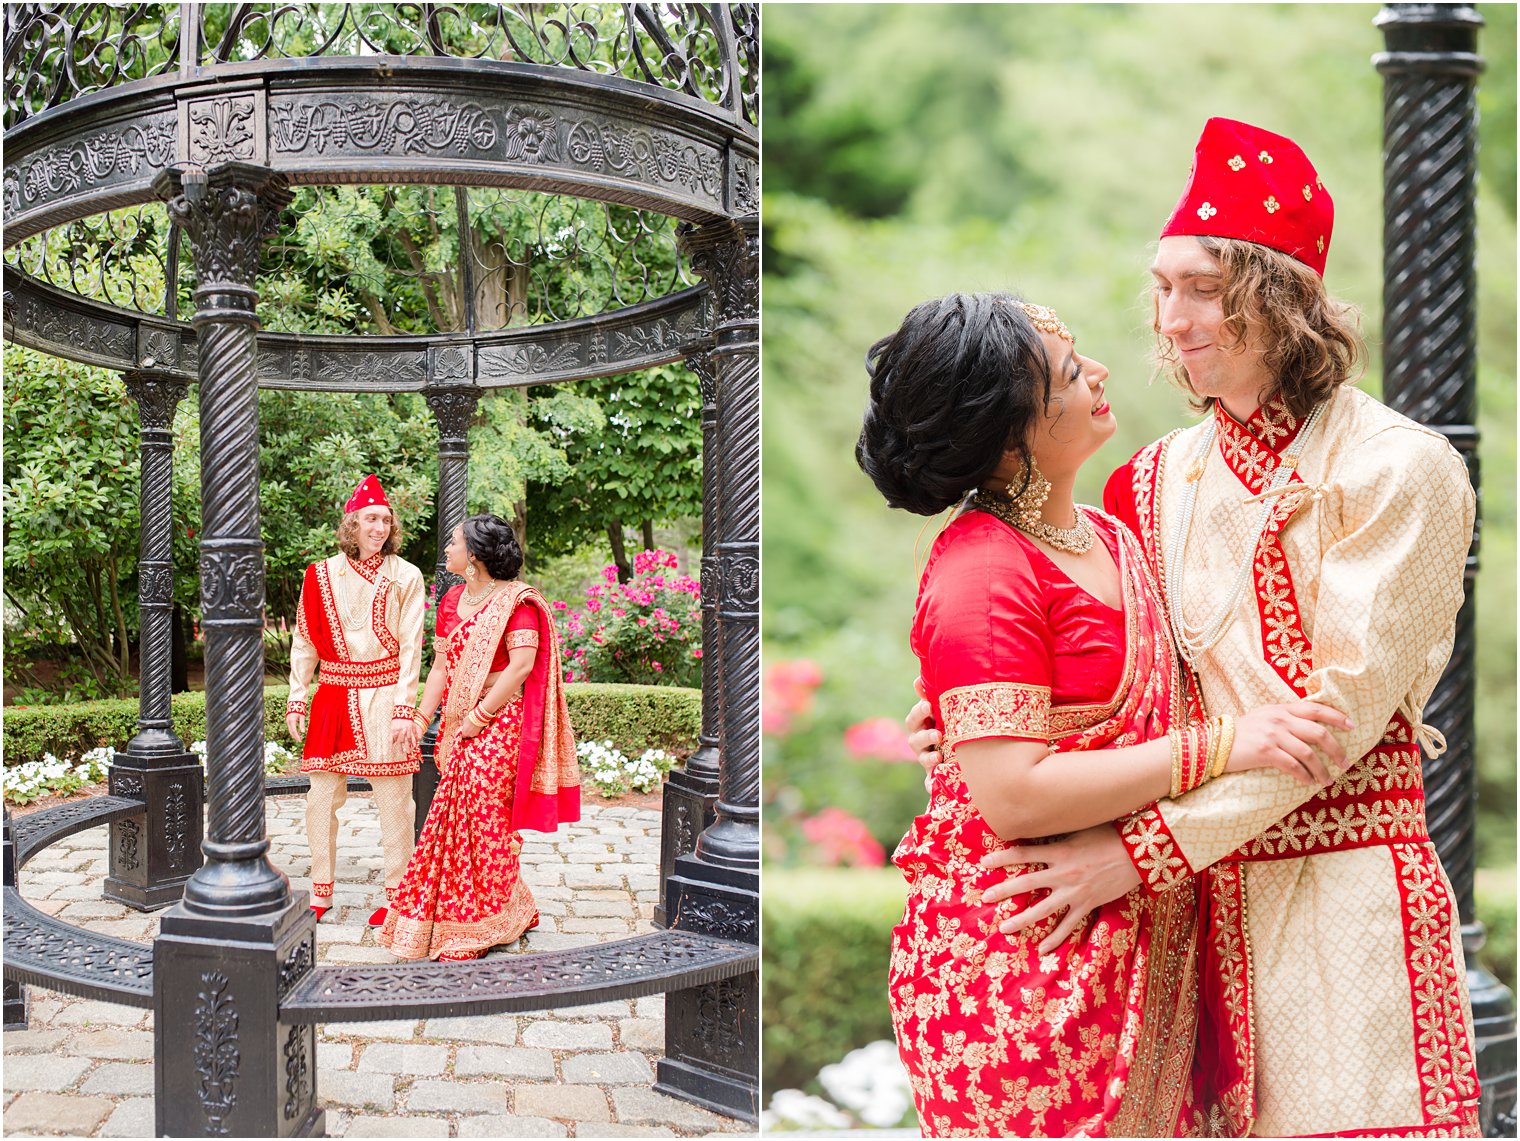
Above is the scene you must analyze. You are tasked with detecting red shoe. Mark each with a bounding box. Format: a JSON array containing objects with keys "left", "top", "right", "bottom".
[
  {"left": 527, "top": 912, "right": 540, "bottom": 931},
  {"left": 310, "top": 903, "right": 329, "bottom": 922},
  {"left": 367, "top": 906, "right": 388, "bottom": 927}
]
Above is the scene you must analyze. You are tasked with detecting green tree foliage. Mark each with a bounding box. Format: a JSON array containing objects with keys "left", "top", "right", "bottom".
[
  {"left": 527, "top": 365, "right": 704, "bottom": 575},
  {"left": 3, "top": 347, "right": 149, "bottom": 693}
]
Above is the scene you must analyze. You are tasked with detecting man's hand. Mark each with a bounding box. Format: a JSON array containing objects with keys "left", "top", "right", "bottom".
[
  {"left": 391, "top": 718, "right": 419, "bottom": 750},
  {"left": 286, "top": 712, "right": 306, "bottom": 742},
  {"left": 979, "top": 824, "right": 1142, "bottom": 955},
  {"left": 906, "top": 678, "right": 943, "bottom": 793}
]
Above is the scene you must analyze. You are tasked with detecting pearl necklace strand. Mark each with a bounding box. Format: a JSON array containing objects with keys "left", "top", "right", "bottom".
[
  {"left": 1166, "top": 402, "right": 1325, "bottom": 666},
  {"left": 337, "top": 555, "right": 387, "bottom": 632}
]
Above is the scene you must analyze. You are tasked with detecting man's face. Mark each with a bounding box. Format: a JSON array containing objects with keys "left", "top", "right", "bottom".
[
  {"left": 355, "top": 506, "right": 392, "bottom": 558},
  {"left": 1150, "top": 236, "right": 1274, "bottom": 416}
]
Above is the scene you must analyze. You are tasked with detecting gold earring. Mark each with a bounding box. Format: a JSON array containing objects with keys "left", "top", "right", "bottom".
[
  {"left": 1007, "top": 457, "right": 1052, "bottom": 529},
  {"left": 465, "top": 561, "right": 478, "bottom": 579}
]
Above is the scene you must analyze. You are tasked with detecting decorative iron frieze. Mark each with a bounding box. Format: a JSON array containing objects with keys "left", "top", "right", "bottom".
[
  {"left": 116, "top": 818, "right": 142, "bottom": 873},
  {"left": 195, "top": 970, "right": 241, "bottom": 1135},
  {"left": 427, "top": 345, "right": 473, "bottom": 386},
  {"left": 165, "top": 781, "right": 190, "bottom": 868},
  {"left": 282, "top": 1024, "right": 311, "bottom": 1122},
  {"left": 693, "top": 976, "right": 750, "bottom": 1069},
  {"left": 4, "top": 115, "right": 176, "bottom": 215},
  {"left": 183, "top": 91, "right": 267, "bottom": 166},
  {"left": 2, "top": 887, "right": 154, "bottom": 1004},
  {"left": 566, "top": 119, "right": 723, "bottom": 198},
  {"left": 270, "top": 96, "right": 498, "bottom": 156},
  {"left": 112, "top": 772, "right": 146, "bottom": 800},
  {"left": 281, "top": 931, "right": 755, "bottom": 1022},
  {"left": 198, "top": 549, "right": 268, "bottom": 618}
]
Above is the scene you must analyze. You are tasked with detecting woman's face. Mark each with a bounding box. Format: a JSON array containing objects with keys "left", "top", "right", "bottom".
[
  {"left": 1026, "top": 329, "right": 1115, "bottom": 478},
  {"left": 444, "top": 525, "right": 470, "bottom": 575}
]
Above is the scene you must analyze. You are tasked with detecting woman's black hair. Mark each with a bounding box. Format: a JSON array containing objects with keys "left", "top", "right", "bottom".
[
  {"left": 462, "top": 513, "right": 524, "bottom": 581},
  {"left": 855, "top": 291, "right": 1053, "bottom": 516}
]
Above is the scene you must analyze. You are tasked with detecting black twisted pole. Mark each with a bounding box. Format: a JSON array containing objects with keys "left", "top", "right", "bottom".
[
  {"left": 1374, "top": 6, "right": 1515, "bottom": 1134},
  {"left": 680, "top": 218, "right": 759, "bottom": 873},
  {"left": 415, "top": 385, "right": 479, "bottom": 836},
  {"left": 155, "top": 162, "right": 291, "bottom": 918},
  {"left": 104, "top": 370, "right": 205, "bottom": 910},
  {"left": 655, "top": 343, "right": 722, "bottom": 927}
]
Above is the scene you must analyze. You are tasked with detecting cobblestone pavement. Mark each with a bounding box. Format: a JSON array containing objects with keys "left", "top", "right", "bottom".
[{"left": 3, "top": 794, "right": 753, "bottom": 1138}]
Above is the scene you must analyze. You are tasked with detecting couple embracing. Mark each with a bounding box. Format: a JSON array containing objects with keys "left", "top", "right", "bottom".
[{"left": 860, "top": 119, "right": 1480, "bottom": 1137}]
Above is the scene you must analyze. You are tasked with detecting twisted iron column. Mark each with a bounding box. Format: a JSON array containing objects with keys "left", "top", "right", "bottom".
[
  {"left": 1375, "top": 6, "right": 1514, "bottom": 1133},
  {"left": 151, "top": 163, "right": 323, "bottom": 1138},
  {"left": 655, "top": 344, "right": 722, "bottom": 927},
  {"left": 414, "top": 385, "right": 480, "bottom": 837},
  {"left": 105, "top": 370, "right": 205, "bottom": 910},
  {"left": 658, "top": 216, "right": 759, "bottom": 1119}
]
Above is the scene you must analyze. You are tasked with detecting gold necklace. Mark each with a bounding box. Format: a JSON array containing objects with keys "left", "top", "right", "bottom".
[
  {"left": 973, "top": 490, "right": 1096, "bottom": 554},
  {"left": 460, "top": 579, "right": 502, "bottom": 607}
]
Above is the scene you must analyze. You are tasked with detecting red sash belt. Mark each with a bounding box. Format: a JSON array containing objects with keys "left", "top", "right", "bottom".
[
  {"left": 318, "top": 657, "right": 400, "bottom": 688},
  {"left": 1227, "top": 718, "right": 1428, "bottom": 861}
]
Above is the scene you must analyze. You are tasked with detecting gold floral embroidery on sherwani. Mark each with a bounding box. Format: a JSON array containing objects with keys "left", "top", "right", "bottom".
[{"left": 1113, "top": 385, "right": 1480, "bottom": 1137}]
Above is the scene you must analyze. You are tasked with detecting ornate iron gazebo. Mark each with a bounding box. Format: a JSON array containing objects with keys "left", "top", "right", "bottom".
[{"left": 1, "top": 3, "right": 758, "bottom": 1133}]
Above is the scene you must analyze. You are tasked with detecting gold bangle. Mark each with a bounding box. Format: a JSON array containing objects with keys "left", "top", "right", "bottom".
[
  {"left": 474, "top": 702, "right": 498, "bottom": 723},
  {"left": 1168, "top": 728, "right": 1185, "bottom": 800},
  {"left": 1211, "top": 715, "right": 1235, "bottom": 779},
  {"left": 412, "top": 710, "right": 431, "bottom": 729}
]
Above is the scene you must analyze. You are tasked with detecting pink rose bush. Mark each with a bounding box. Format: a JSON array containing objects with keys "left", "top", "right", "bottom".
[{"left": 553, "top": 549, "right": 702, "bottom": 688}]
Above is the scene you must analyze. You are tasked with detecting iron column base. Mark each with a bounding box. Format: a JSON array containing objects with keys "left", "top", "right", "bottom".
[
  {"left": 154, "top": 896, "right": 323, "bottom": 1137},
  {"left": 3, "top": 978, "right": 28, "bottom": 1030},
  {"left": 1466, "top": 922, "right": 1517, "bottom": 1136},
  {"left": 654, "top": 761, "right": 719, "bottom": 928},
  {"left": 103, "top": 750, "right": 204, "bottom": 911}
]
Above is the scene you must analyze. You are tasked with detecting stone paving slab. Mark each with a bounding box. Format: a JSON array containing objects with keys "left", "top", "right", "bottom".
[{"left": 3, "top": 794, "right": 753, "bottom": 1138}]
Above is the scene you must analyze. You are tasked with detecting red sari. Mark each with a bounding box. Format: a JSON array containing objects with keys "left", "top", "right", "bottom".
[
  {"left": 379, "top": 581, "right": 580, "bottom": 960},
  {"left": 888, "top": 508, "right": 1202, "bottom": 1137}
]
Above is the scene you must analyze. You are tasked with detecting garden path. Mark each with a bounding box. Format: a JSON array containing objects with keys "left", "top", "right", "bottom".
[{"left": 2, "top": 794, "right": 748, "bottom": 1138}]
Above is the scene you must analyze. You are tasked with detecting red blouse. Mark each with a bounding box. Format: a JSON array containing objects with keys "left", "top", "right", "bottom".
[
  {"left": 912, "top": 508, "right": 1126, "bottom": 744},
  {"left": 436, "top": 584, "right": 540, "bottom": 671}
]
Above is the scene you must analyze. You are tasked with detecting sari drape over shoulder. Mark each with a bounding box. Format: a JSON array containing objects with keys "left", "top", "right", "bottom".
[
  {"left": 889, "top": 509, "right": 1202, "bottom": 1138},
  {"left": 379, "top": 581, "right": 579, "bottom": 961}
]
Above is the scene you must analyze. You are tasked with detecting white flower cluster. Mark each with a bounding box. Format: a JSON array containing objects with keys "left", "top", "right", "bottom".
[
  {"left": 762, "top": 1040, "right": 916, "bottom": 1132},
  {"left": 2, "top": 746, "right": 113, "bottom": 806},
  {"left": 190, "top": 740, "right": 294, "bottom": 778},
  {"left": 2, "top": 737, "right": 300, "bottom": 806},
  {"left": 575, "top": 739, "right": 676, "bottom": 797}
]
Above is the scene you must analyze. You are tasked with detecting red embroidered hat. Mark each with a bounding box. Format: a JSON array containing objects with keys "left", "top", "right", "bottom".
[
  {"left": 344, "top": 474, "right": 391, "bottom": 514},
  {"left": 1160, "top": 117, "right": 1333, "bottom": 276}
]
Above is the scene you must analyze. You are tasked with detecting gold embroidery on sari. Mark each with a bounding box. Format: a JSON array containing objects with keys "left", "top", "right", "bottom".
[{"left": 940, "top": 682, "right": 1050, "bottom": 746}]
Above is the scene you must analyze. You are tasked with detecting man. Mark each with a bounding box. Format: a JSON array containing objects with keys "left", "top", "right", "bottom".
[
  {"left": 286, "top": 475, "right": 427, "bottom": 926},
  {"left": 910, "top": 119, "right": 1480, "bottom": 1136}
]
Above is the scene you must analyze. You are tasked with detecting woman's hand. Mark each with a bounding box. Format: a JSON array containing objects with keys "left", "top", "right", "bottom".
[
  {"left": 1227, "top": 701, "right": 1352, "bottom": 785},
  {"left": 905, "top": 678, "right": 943, "bottom": 793},
  {"left": 458, "top": 720, "right": 482, "bottom": 740}
]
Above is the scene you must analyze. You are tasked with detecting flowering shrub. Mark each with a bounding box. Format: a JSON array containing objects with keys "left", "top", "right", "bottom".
[
  {"left": 762, "top": 1041, "right": 916, "bottom": 1131},
  {"left": 799, "top": 807, "right": 885, "bottom": 867},
  {"left": 554, "top": 549, "right": 701, "bottom": 688},
  {"left": 576, "top": 739, "right": 677, "bottom": 797},
  {"left": 763, "top": 659, "right": 823, "bottom": 735},
  {"left": 2, "top": 746, "right": 113, "bottom": 805},
  {"left": 191, "top": 739, "right": 295, "bottom": 779},
  {"left": 842, "top": 716, "right": 915, "bottom": 761}
]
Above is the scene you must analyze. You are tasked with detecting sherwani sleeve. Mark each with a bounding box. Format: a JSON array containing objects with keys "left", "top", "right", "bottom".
[
  {"left": 1117, "top": 427, "right": 1475, "bottom": 893},
  {"left": 287, "top": 564, "right": 319, "bottom": 718},
  {"left": 391, "top": 566, "right": 426, "bottom": 719}
]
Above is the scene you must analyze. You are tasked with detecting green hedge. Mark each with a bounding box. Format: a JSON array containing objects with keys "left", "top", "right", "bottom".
[
  {"left": 3, "top": 682, "right": 701, "bottom": 765},
  {"left": 1476, "top": 869, "right": 1516, "bottom": 992},
  {"left": 762, "top": 866, "right": 906, "bottom": 1096}
]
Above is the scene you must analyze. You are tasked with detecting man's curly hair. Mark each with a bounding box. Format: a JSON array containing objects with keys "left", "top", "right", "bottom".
[
  {"left": 1153, "top": 236, "right": 1367, "bottom": 419},
  {"left": 336, "top": 508, "right": 403, "bottom": 559}
]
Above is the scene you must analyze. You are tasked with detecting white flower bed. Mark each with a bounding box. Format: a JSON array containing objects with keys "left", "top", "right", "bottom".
[
  {"left": 4, "top": 740, "right": 296, "bottom": 805},
  {"left": 576, "top": 739, "right": 676, "bottom": 797},
  {"left": 762, "top": 1040, "right": 916, "bottom": 1132}
]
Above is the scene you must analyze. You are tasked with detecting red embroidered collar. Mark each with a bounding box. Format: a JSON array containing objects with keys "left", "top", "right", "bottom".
[
  {"left": 1213, "top": 392, "right": 1303, "bottom": 493},
  {"left": 347, "top": 552, "right": 386, "bottom": 582},
  {"left": 1213, "top": 392, "right": 1300, "bottom": 455}
]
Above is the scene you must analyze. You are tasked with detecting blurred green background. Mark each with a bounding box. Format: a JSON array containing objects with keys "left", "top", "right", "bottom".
[{"left": 760, "top": 1, "right": 1517, "bottom": 1106}]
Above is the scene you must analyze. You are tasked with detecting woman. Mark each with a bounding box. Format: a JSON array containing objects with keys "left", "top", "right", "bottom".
[
  {"left": 856, "top": 293, "right": 1347, "bottom": 1136},
  {"left": 379, "top": 514, "right": 580, "bottom": 961}
]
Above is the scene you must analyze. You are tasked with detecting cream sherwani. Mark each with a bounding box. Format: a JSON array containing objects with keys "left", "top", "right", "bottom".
[
  {"left": 1106, "top": 384, "right": 1480, "bottom": 1137},
  {"left": 287, "top": 551, "right": 426, "bottom": 901}
]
